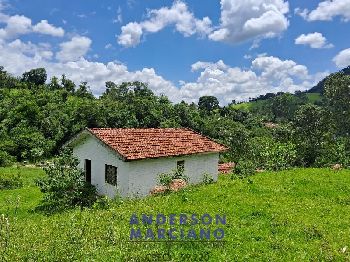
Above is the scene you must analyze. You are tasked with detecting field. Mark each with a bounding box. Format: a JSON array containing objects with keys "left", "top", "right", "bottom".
[
  {"left": 1, "top": 167, "right": 350, "bottom": 261},
  {"left": 231, "top": 93, "right": 322, "bottom": 111}
]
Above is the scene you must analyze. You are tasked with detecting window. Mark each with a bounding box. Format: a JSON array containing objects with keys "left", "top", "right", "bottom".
[
  {"left": 177, "top": 160, "right": 185, "bottom": 174},
  {"left": 84, "top": 159, "right": 91, "bottom": 183},
  {"left": 105, "top": 164, "right": 117, "bottom": 186}
]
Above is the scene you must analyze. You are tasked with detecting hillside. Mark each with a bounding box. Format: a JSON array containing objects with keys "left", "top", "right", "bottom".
[
  {"left": 231, "top": 93, "right": 322, "bottom": 111},
  {"left": 1, "top": 167, "right": 350, "bottom": 261},
  {"left": 307, "top": 66, "right": 350, "bottom": 94}
]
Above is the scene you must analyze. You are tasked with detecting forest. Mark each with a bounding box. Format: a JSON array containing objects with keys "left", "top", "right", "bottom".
[{"left": 0, "top": 65, "right": 349, "bottom": 173}]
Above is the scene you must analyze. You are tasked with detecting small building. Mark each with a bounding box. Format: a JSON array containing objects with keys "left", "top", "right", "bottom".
[{"left": 66, "top": 128, "right": 227, "bottom": 198}]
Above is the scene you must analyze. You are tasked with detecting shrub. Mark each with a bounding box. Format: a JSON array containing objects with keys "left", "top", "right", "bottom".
[
  {"left": 202, "top": 173, "right": 214, "bottom": 184},
  {"left": 234, "top": 160, "right": 256, "bottom": 178},
  {"left": 0, "top": 151, "right": 15, "bottom": 167},
  {"left": 36, "top": 149, "right": 97, "bottom": 212},
  {"left": 249, "top": 137, "right": 297, "bottom": 171},
  {"left": 0, "top": 172, "right": 23, "bottom": 190},
  {"left": 315, "top": 138, "right": 350, "bottom": 168}
]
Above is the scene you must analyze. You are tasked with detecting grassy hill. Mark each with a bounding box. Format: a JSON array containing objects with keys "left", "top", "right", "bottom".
[
  {"left": 1, "top": 167, "right": 350, "bottom": 261},
  {"left": 231, "top": 93, "right": 322, "bottom": 111}
]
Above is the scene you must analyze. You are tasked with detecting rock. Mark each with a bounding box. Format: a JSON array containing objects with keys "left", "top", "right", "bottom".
[
  {"left": 150, "top": 185, "right": 167, "bottom": 195},
  {"left": 169, "top": 179, "right": 187, "bottom": 192},
  {"left": 332, "top": 164, "right": 342, "bottom": 170}
]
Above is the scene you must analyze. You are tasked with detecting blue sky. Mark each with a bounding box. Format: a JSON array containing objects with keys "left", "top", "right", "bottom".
[{"left": 0, "top": 0, "right": 350, "bottom": 104}]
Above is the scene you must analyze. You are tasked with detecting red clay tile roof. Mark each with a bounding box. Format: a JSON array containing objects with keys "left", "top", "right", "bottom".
[
  {"left": 87, "top": 128, "right": 228, "bottom": 161},
  {"left": 218, "top": 162, "right": 235, "bottom": 174}
]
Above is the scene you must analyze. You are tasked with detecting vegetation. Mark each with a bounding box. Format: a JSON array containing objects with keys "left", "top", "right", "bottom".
[
  {"left": 0, "top": 66, "right": 350, "bottom": 171},
  {"left": 0, "top": 167, "right": 23, "bottom": 190},
  {"left": 0, "top": 167, "right": 350, "bottom": 261},
  {"left": 35, "top": 149, "right": 97, "bottom": 212}
]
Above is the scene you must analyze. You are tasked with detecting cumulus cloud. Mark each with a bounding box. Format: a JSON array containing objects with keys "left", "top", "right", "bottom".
[
  {"left": 56, "top": 36, "right": 92, "bottom": 62},
  {"left": 0, "top": 37, "right": 326, "bottom": 104},
  {"left": 118, "top": 0, "right": 290, "bottom": 47},
  {"left": 118, "top": 0, "right": 212, "bottom": 47},
  {"left": 295, "top": 32, "right": 333, "bottom": 49},
  {"left": 209, "top": 0, "right": 289, "bottom": 44},
  {"left": 179, "top": 57, "right": 324, "bottom": 104},
  {"left": 0, "top": 38, "right": 180, "bottom": 99},
  {"left": 33, "top": 20, "right": 64, "bottom": 37},
  {"left": 0, "top": 13, "right": 64, "bottom": 39},
  {"left": 333, "top": 48, "right": 350, "bottom": 68},
  {"left": 296, "top": 0, "right": 350, "bottom": 21}
]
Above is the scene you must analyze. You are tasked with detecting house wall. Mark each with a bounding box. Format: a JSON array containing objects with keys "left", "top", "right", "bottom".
[
  {"left": 72, "top": 134, "right": 219, "bottom": 198},
  {"left": 72, "top": 135, "right": 130, "bottom": 198},
  {"left": 127, "top": 153, "right": 219, "bottom": 197}
]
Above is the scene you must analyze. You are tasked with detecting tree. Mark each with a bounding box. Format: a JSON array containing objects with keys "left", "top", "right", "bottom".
[
  {"left": 293, "top": 104, "right": 333, "bottom": 166},
  {"left": 324, "top": 72, "right": 350, "bottom": 136},
  {"left": 198, "top": 96, "right": 220, "bottom": 113},
  {"left": 36, "top": 149, "right": 97, "bottom": 212},
  {"left": 270, "top": 93, "right": 303, "bottom": 121},
  {"left": 75, "top": 82, "right": 94, "bottom": 99},
  {"left": 22, "top": 68, "right": 47, "bottom": 86}
]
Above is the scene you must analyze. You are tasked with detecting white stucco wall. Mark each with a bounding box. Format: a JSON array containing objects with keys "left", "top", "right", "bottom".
[
  {"left": 72, "top": 133, "right": 219, "bottom": 198},
  {"left": 72, "top": 135, "right": 130, "bottom": 198},
  {"left": 127, "top": 153, "right": 219, "bottom": 197}
]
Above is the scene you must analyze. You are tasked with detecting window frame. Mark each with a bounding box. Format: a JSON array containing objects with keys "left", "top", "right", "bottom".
[
  {"left": 176, "top": 160, "right": 185, "bottom": 174},
  {"left": 105, "top": 164, "right": 117, "bottom": 186}
]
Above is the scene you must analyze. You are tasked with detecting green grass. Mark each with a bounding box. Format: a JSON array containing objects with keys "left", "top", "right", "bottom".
[
  {"left": 1, "top": 167, "right": 350, "bottom": 261},
  {"left": 306, "top": 93, "right": 322, "bottom": 103},
  {"left": 231, "top": 93, "right": 323, "bottom": 111}
]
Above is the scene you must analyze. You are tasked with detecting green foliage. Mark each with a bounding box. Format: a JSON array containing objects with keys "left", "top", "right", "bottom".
[
  {"left": 315, "top": 138, "right": 350, "bottom": 168},
  {"left": 198, "top": 95, "right": 220, "bottom": 113},
  {"left": 22, "top": 68, "right": 47, "bottom": 86},
  {"left": 0, "top": 151, "right": 15, "bottom": 167},
  {"left": 202, "top": 173, "right": 214, "bottom": 184},
  {"left": 234, "top": 160, "right": 257, "bottom": 178},
  {"left": 35, "top": 149, "right": 97, "bottom": 212},
  {"left": 324, "top": 72, "right": 350, "bottom": 136},
  {"left": 0, "top": 171, "right": 23, "bottom": 190},
  {"left": 158, "top": 168, "right": 189, "bottom": 187},
  {"left": 249, "top": 137, "right": 297, "bottom": 171},
  {"left": 1, "top": 65, "right": 350, "bottom": 172}
]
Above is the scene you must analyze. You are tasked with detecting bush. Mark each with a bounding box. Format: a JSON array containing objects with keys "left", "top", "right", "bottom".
[
  {"left": 249, "top": 137, "right": 297, "bottom": 171},
  {"left": 315, "top": 138, "right": 350, "bottom": 168},
  {"left": 157, "top": 169, "right": 189, "bottom": 188},
  {"left": 234, "top": 160, "right": 256, "bottom": 178},
  {"left": 36, "top": 149, "right": 97, "bottom": 212},
  {"left": 202, "top": 173, "right": 214, "bottom": 184},
  {"left": 0, "top": 151, "right": 15, "bottom": 167},
  {"left": 0, "top": 172, "right": 23, "bottom": 190}
]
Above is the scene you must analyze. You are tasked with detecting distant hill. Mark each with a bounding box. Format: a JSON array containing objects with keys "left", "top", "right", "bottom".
[{"left": 306, "top": 65, "right": 350, "bottom": 94}]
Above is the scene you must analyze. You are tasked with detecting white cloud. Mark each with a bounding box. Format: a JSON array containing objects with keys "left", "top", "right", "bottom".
[
  {"left": 105, "top": 43, "right": 113, "bottom": 49},
  {"left": 33, "top": 20, "right": 64, "bottom": 37},
  {"left": 295, "top": 32, "right": 333, "bottom": 49},
  {"left": 179, "top": 57, "right": 323, "bottom": 104},
  {"left": 118, "top": 0, "right": 212, "bottom": 47},
  {"left": 0, "top": 38, "right": 325, "bottom": 105},
  {"left": 118, "top": 22, "right": 143, "bottom": 47},
  {"left": 56, "top": 36, "right": 92, "bottom": 62},
  {"left": 208, "top": 0, "right": 289, "bottom": 44},
  {"left": 0, "top": 13, "right": 64, "bottom": 39},
  {"left": 296, "top": 0, "right": 350, "bottom": 21},
  {"left": 0, "top": 15, "right": 32, "bottom": 39},
  {"left": 118, "top": 0, "right": 290, "bottom": 47},
  {"left": 333, "top": 48, "right": 350, "bottom": 68},
  {"left": 113, "top": 6, "right": 123, "bottom": 24}
]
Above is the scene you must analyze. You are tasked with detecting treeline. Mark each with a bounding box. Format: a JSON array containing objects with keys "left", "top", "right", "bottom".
[{"left": 0, "top": 66, "right": 349, "bottom": 171}]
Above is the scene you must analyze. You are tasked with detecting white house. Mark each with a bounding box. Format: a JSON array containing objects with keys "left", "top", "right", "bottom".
[{"left": 66, "top": 128, "right": 227, "bottom": 198}]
